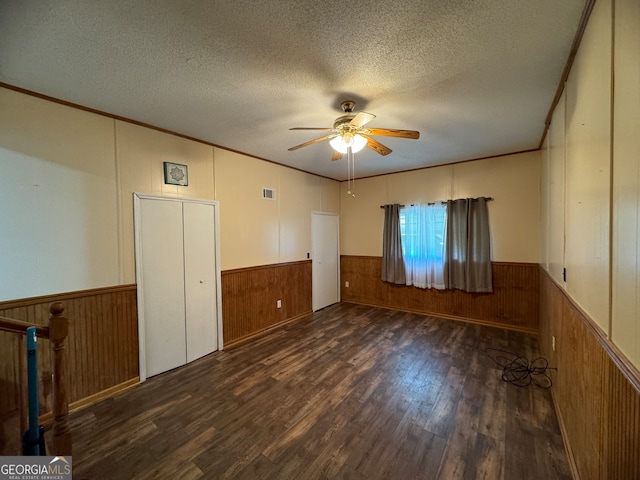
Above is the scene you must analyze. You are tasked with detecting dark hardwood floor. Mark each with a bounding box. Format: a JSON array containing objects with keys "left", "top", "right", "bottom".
[{"left": 69, "top": 303, "right": 570, "bottom": 479}]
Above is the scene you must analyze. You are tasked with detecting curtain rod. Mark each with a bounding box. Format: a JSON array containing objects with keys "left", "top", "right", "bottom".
[{"left": 379, "top": 197, "right": 493, "bottom": 209}]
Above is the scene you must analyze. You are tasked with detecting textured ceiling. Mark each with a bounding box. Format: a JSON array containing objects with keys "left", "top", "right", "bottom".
[{"left": 0, "top": 0, "right": 587, "bottom": 180}]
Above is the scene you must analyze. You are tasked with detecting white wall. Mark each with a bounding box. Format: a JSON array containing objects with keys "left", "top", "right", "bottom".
[
  {"left": 611, "top": 0, "right": 640, "bottom": 366},
  {"left": 213, "top": 149, "right": 340, "bottom": 271},
  {"left": 341, "top": 151, "right": 541, "bottom": 263},
  {"left": 563, "top": 0, "right": 611, "bottom": 332},
  {"left": 541, "top": 90, "right": 566, "bottom": 284},
  {"left": 541, "top": 0, "right": 640, "bottom": 367},
  {"left": 0, "top": 86, "right": 340, "bottom": 299},
  {"left": 0, "top": 88, "right": 119, "bottom": 300},
  {"left": 116, "top": 120, "right": 216, "bottom": 284},
  {"left": 541, "top": 0, "right": 612, "bottom": 334}
]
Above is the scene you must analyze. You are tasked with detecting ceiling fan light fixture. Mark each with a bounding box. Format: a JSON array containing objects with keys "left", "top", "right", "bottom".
[
  {"left": 330, "top": 133, "right": 367, "bottom": 154},
  {"left": 351, "top": 134, "right": 367, "bottom": 152}
]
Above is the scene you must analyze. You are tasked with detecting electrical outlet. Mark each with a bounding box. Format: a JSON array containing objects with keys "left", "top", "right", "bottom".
[
  {"left": 277, "top": 299, "right": 282, "bottom": 308},
  {"left": 345, "top": 281, "right": 349, "bottom": 288},
  {"left": 552, "top": 336, "right": 556, "bottom": 352}
]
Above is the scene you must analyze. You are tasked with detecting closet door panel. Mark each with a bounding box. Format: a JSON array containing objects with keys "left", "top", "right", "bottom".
[
  {"left": 139, "top": 198, "right": 187, "bottom": 377},
  {"left": 183, "top": 201, "right": 218, "bottom": 362}
]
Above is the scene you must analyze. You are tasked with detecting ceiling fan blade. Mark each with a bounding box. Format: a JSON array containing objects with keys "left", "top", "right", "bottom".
[
  {"left": 349, "top": 112, "right": 376, "bottom": 128},
  {"left": 290, "top": 127, "right": 333, "bottom": 131},
  {"left": 362, "top": 135, "right": 392, "bottom": 156},
  {"left": 288, "top": 134, "right": 337, "bottom": 151},
  {"left": 331, "top": 150, "right": 343, "bottom": 161},
  {"left": 366, "top": 128, "right": 420, "bottom": 139}
]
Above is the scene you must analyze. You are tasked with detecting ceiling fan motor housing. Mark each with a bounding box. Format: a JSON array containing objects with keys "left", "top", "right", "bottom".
[
  {"left": 332, "top": 100, "right": 358, "bottom": 129},
  {"left": 333, "top": 114, "right": 356, "bottom": 130},
  {"left": 340, "top": 100, "right": 356, "bottom": 112}
]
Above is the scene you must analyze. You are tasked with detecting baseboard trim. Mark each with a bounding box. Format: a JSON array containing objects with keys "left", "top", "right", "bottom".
[
  {"left": 70, "top": 377, "right": 140, "bottom": 413},
  {"left": 342, "top": 300, "right": 538, "bottom": 335},
  {"left": 550, "top": 389, "right": 580, "bottom": 480},
  {"left": 224, "top": 310, "right": 313, "bottom": 349},
  {"left": 38, "top": 377, "right": 140, "bottom": 425}
]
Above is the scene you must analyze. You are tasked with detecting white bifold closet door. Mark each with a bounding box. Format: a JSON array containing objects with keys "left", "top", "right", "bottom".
[
  {"left": 183, "top": 201, "right": 218, "bottom": 363},
  {"left": 135, "top": 194, "right": 221, "bottom": 380}
]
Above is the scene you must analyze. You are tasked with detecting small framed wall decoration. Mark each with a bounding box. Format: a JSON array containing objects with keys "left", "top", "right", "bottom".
[{"left": 164, "top": 162, "right": 189, "bottom": 186}]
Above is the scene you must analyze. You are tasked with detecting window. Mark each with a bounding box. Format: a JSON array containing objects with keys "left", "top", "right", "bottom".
[
  {"left": 400, "top": 203, "right": 446, "bottom": 289},
  {"left": 382, "top": 197, "right": 492, "bottom": 292}
]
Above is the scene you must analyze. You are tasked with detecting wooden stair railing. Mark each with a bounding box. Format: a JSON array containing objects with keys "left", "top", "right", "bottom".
[{"left": 0, "top": 302, "right": 71, "bottom": 455}]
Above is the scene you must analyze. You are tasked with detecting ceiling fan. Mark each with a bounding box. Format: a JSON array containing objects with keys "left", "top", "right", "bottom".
[{"left": 288, "top": 100, "right": 420, "bottom": 161}]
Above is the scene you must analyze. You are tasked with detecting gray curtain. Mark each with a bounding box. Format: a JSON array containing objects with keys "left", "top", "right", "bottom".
[
  {"left": 444, "top": 197, "right": 492, "bottom": 292},
  {"left": 381, "top": 204, "right": 406, "bottom": 284}
]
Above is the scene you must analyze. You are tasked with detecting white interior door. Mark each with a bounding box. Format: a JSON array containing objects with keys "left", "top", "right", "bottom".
[
  {"left": 183, "top": 201, "right": 218, "bottom": 362},
  {"left": 312, "top": 212, "right": 340, "bottom": 311},
  {"left": 136, "top": 197, "right": 187, "bottom": 378}
]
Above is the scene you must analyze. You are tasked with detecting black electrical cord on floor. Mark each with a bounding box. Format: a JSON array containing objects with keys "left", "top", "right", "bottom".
[{"left": 485, "top": 348, "right": 557, "bottom": 389}]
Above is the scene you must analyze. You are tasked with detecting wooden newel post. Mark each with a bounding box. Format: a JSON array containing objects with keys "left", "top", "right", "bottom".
[{"left": 48, "top": 302, "right": 72, "bottom": 455}]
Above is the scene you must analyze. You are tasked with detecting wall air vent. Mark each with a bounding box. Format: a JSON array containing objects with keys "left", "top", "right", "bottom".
[{"left": 262, "top": 187, "right": 275, "bottom": 200}]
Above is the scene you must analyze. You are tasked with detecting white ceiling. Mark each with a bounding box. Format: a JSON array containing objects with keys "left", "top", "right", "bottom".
[{"left": 0, "top": 0, "right": 587, "bottom": 180}]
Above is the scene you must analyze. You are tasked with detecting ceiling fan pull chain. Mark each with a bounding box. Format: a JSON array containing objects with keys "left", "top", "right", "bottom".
[
  {"left": 346, "top": 147, "right": 352, "bottom": 195},
  {"left": 351, "top": 149, "right": 355, "bottom": 197},
  {"left": 346, "top": 147, "right": 356, "bottom": 197}
]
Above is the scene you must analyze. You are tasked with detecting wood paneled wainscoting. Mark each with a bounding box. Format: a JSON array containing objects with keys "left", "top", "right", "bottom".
[
  {"left": 0, "top": 285, "right": 139, "bottom": 454},
  {"left": 341, "top": 256, "right": 539, "bottom": 333},
  {"left": 221, "top": 260, "right": 312, "bottom": 347},
  {"left": 539, "top": 269, "right": 640, "bottom": 480}
]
